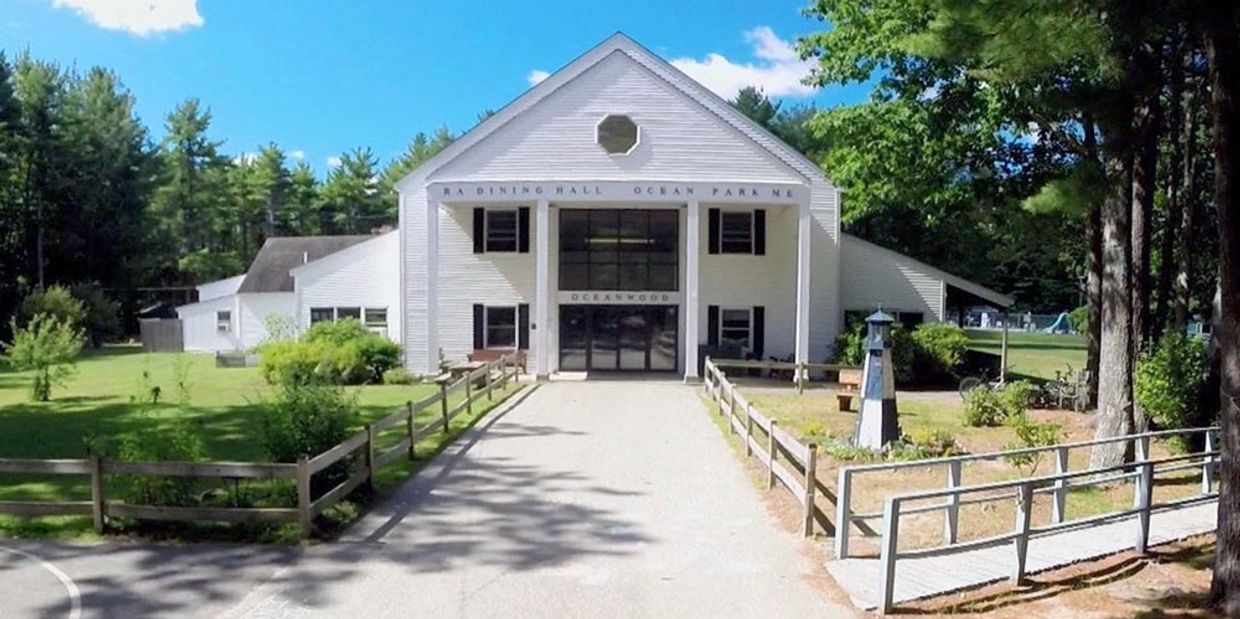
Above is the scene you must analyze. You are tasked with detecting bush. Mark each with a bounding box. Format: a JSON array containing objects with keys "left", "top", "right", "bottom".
[
  {"left": 3, "top": 314, "right": 85, "bottom": 401},
  {"left": 831, "top": 321, "right": 916, "bottom": 382},
  {"left": 910, "top": 323, "right": 969, "bottom": 381},
  {"left": 890, "top": 429, "right": 965, "bottom": 461},
  {"left": 118, "top": 418, "right": 209, "bottom": 507},
  {"left": 18, "top": 285, "right": 86, "bottom": 329},
  {"left": 353, "top": 334, "right": 401, "bottom": 382},
  {"left": 1068, "top": 305, "right": 1089, "bottom": 334},
  {"left": 261, "top": 318, "right": 401, "bottom": 386},
  {"left": 1135, "top": 333, "right": 1209, "bottom": 436},
  {"left": 1002, "top": 415, "right": 1064, "bottom": 475},
  {"left": 382, "top": 366, "right": 415, "bottom": 385},
  {"left": 963, "top": 380, "right": 1032, "bottom": 427},
  {"left": 259, "top": 383, "right": 359, "bottom": 463},
  {"left": 304, "top": 318, "right": 370, "bottom": 345}
]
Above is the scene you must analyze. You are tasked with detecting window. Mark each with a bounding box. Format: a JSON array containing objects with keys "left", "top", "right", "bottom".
[
  {"left": 336, "top": 307, "right": 361, "bottom": 321},
  {"left": 216, "top": 310, "right": 232, "bottom": 334},
  {"left": 364, "top": 308, "right": 387, "bottom": 329},
  {"left": 719, "top": 308, "right": 751, "bottom": 351},
  {"left": 485, "top": 209, "right": 519, "bottom": 252},
  {"left": 559, "top": 209, "right": 678, "bottom": 291},
  {"left": 310, "top": 307, "right": 334, "bottom": 324},
  {"left": 596, "top": 114, "right": 639, "bottom": 154},
  {"left": 485, "top": 306, "right": 517, "bottom": 348},
  {"left": 719, "top": 212, "right": 754, "bottom": 253}
]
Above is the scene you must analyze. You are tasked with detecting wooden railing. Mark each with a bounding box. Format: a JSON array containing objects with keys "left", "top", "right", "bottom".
[
  {"left": 0, "top": 353, "right": 523, "bottom": 539},
  {"left": 703, "top": 357, "right": 822, "bottom": 535},
  {"left": 708, "top": 357, "right": 853, "bottom": 394},
  {"left": 860, "top": 428, "right": 1219, "bottom": 614}
]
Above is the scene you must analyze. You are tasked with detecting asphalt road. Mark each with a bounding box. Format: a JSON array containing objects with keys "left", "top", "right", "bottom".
[{"left": 3, "top": 380, "right": 853, "bottom": 619}]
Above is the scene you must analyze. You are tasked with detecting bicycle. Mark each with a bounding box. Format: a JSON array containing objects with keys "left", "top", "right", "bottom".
[{"left": 958, "top": 368, "right": 1007, "bottom": 400}]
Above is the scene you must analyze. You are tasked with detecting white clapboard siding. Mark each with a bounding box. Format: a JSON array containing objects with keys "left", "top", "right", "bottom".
[
  {"left": 177, "top": 296, "right": 240, "bottom": 352},
  {"left": 236, "top": 293, "right": 296, "bottom": 350},
  {"left": 196, "top": 274, "right": 246, "bottom": 303},
  {"left": 839, "top": 235, "right": 946, "bottom": 322},
  {"left": 293, "top": 231, "right": 402, "bottom": 343}
]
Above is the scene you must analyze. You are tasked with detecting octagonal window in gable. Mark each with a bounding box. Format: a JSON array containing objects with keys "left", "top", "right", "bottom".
[{"left": 596, "top": 114, "right": 639, "bottom": 155}]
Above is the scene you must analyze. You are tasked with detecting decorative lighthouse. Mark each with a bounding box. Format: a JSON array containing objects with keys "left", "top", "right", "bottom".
[{"left": 854, "top": 307, "right": 900, "bottom": 449}]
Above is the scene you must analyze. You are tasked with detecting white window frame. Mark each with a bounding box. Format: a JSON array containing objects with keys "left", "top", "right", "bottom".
[
  {"left": 484, "top": 208, "right": 520, "bottom": 253},
  {"left": 484, "top": 305, "right": 518, "bottom": 349},
  {"left": 310, "top": 307, "right": 335, "bottom": 324},
  {"left": 719, "top": 307, "right": 752, "bottom": 352},
  {"left": 718, "top": 211, "right": 755, "bottom": 254},
  {"left": 216, "top": 310, "right": 232, "bottom": 334}
]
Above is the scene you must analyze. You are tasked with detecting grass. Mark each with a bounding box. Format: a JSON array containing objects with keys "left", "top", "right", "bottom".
[
  {"left": 709, "top": 378, "right": 1204, "bottom": 555},
  {"left": 0, "top": 345, "right": 521, "bottom": 540},
  {"left": 966, "top": 329, "right": 1088, "bottom": 380}
]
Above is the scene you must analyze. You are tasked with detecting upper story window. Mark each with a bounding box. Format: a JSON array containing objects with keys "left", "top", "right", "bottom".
[
  {"left": 559, "top": 209, "right": 678, "bottom": 291},
  {"left": 473, "top": 207, "right": 529, "bottom": 254},
  {"left": 708, "top": 208, "right": 766, "bottom": 255},
  {"left": 597, "top": 114, "right": 639, "bottom": 155}
]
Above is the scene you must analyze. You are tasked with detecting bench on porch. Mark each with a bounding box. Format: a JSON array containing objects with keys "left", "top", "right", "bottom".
[{"left": 837, "top": 368, "right": 862, "bottom": 412}]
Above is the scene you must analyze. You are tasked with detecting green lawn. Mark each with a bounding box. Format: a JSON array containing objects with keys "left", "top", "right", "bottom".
[
  {"left": 965, "top": 329, "right": 1088, "bottom": 380},
  {"left": 0, "top": 345, "right": 518, "bottom": 539}
]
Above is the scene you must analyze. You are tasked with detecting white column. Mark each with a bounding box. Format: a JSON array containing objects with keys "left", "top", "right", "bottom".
[
  {"left": 534, "top": 199, "right": 551, "bottom": 378},
  {"left": 795, "top": 200, "right": 811, "bottom": 378},
  {"left": 684, "top": 199, "right": 701, "bottom": 380},
  {"left": 425, "top": 200, "right": 440, "bottom": 373}
]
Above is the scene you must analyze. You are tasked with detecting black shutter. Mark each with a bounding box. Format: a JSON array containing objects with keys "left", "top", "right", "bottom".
[
  {"left": 707, "top": 208, "right": 720, "bottom": 254},
  {"left": 473, "top": 208, "right": 485, "bottom": 254},
  {"left": 753, "top": 209, "right": 766, "bottom": 255},
  {"left": 473, "top": 304, "right": 485, "bottom": 349},
  {"left": 517, "top": 207, "right": 530, "bottom": 253},
  {"left": 751, "top": 306, "right": 765, "bottom": 359},
  {"left": 518, "top": 304, "right": 530, "bottom": 349},
  {"left": 707, "top": 305, "right": 720, "bottom": 347}
]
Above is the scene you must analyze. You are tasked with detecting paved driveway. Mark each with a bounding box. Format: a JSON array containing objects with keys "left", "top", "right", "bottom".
[{"left": 224, "top": 380, "right": 852, "bottom": 618}]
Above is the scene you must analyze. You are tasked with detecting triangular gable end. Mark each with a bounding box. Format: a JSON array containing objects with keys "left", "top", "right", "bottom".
[{"left": 397, "top": 33, "right": 824, "bottom": 192}]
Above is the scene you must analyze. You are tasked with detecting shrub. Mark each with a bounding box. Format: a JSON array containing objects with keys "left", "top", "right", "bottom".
[
  {"left": 1002, "top": 415, "right": 1063, "bottom": 475},
  {"left": 305, "top": 318, "right": 370, "bottom": 345},
  {"left": 890, "top": 429, "right": 965, "bottom": 461},
  {"left": 382, "top": 366, "right": 415, "bottom": 385},
  {"left": 118, "top": 418, "right": 209, "bottom": 507},
  {"left": 259, "top": 383, "right": 359, "bottom": 463},
  {"left": 1068, "top": 305, "right": 1089, "bottom": 334},
  {"left": 353, "top": 334, "right": 401, "bottom": 382},
  {"left": 3, "top": 314, "right": 85, "bottom": 401},
  {"left": 910, "top": 323, "right": 969, "bottom": 381},
  {"left": 1135, "top": 334, "right": 1209, "bottom": 436},
  {"left": 963, "top": 381, "right": 1032, "bottom": 427},
  {"left": 831, "top": 321, "right": 915, "bottom": 382},
  {"left": 261, "top": 318, "right": 400, "bottom": 385},
  {"left": 17, "top": 285, "right": 86, "bottom": 329}
]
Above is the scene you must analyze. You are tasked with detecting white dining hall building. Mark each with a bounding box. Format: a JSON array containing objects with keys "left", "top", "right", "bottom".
[{"left": 384, "top": 33, "right": 1012, "bottom": 380}]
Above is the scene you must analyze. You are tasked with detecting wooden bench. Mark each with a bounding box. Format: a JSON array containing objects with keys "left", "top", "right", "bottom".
[
  {"left": 837, "top": 368, "right": 862, "bottom": 412},
  {"left": 468, "top": 349, "right": 527, "bottom": 373}
]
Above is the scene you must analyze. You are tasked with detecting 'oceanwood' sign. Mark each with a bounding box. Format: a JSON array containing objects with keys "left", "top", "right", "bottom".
[
  {"left": 428, "top": 181, "right": 807, "bottom": 204},
  {"left": 557, "top": 291, "right": 682, "bottom": 305}
]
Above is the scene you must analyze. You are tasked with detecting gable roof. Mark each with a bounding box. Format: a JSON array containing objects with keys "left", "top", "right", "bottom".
[
  {"left": 289, "top": 230, "right": 398, "bottom": 279},
  {"left": 395, "top": 32, "right": 826, "bottom": 192},
  {"left": 238, "top": 236, "right": 371, "bottom": 293},
  {"left": 842, "top": 234, "right": 1014, "bottom": 308}
]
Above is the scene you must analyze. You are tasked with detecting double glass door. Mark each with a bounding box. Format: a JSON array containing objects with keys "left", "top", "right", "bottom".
[{"left": 560, "top": 305, "right": 677, "bottom": 372}]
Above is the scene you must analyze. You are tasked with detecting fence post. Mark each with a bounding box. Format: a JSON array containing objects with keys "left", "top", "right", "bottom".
[
  {"left": 879, "top": 497, "right": 901, "bottom": 615},
  {"left": 745, "top": 403, "right": 754, "bottom": 457},
  {"left": 296, "top": 456, "right": 312, "bottom": 540},
  {"left": 365, "top": 423, "right": 376, "bottom": 493},
  {"left": 406, "top": 401, "right": 416, "bottom": 461},
  {"left": 439, "top": 382, "right": 450, "bottom": 430},
  {"left": 835, "top": 468, "right": 852, "bottom": 559},
  {"left": 727, "top": 385, "right": 737, "bottom": 434},
  {"left": 89, "top": 454, "right": 105, "bottom": 534},
  {"left": 797, "top": 362, "right": 805, "bottom": 395},
  {"left": 1133, "top": 434, "right": 1153, "bottom": 554},
  {"left": 465, "top": 373, "right": 474, "bottom": 416},
  {"left": 944, "top": 460, "right": 961, "bottom": 545},
  {"left": 1052, "top": 446, "right": 1069, "bottom": 523},
  {"left": 1203, "top": 429, "right": 1216, "bottom": 495},
  {"left": 803, "top": 444, "right": 818, "bottom": 537},
  {"left": 767, "top": 420, "right": 778, "bottom": 491},
  {"left": 1012, "top": 482, "right": 1033, "bottom": 585},
  {"left": 486, "top": 360, "right": 495, "bottom": 401}
]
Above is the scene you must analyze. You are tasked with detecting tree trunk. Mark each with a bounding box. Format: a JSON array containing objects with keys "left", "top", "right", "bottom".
[
  {"left": 1175, "top": 76, "right": 1200, "bottom": 332},
  {"left": 1090, "top": 140, "right": 1137, "bottom": 470},
  {"left": 1128, "top": 42, "right": 1161, "bottom": 434},
  {"left": 1208, "top": 8, "right": 1240, "bottom": 614},
  {"left": 1085, "top": 118, "right": 1103, "bottom": 407},
  {"left": 1155, "top": 41, "right": 1185, "bottom": 341}
]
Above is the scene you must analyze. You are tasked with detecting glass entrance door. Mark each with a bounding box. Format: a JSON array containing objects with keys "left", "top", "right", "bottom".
[{"left": 559, "top": 305, "right": 678, "bottom": 372}]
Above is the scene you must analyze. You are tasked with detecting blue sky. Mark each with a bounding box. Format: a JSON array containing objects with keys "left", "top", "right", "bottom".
[{"left": 2, "top": 0, "right": 870, "bottom": 176}]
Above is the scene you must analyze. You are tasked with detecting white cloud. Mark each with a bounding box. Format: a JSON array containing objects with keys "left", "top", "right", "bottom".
[
  {"left": 527, "top": 69, "right": 550, "bottom": 87},
  {"left": 289, "top": 150, "right": 306, "bottom": 161},
  {"left": 326, "top": 156, "right": 343, "bottom": 169},
  {"left": 51, "top": 0, "right": 203, "bottom": 37},
  {"left": 232, "top": 152, "right": 257, "bottom": 165},
  {"left": 670, "top": 26, "right": 815, "bottom": 99}
]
